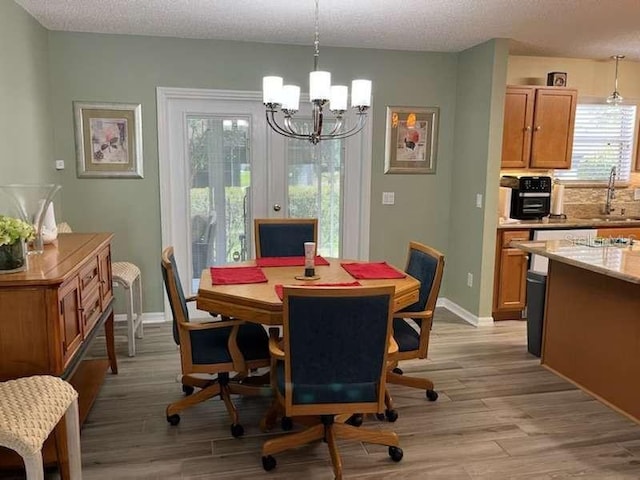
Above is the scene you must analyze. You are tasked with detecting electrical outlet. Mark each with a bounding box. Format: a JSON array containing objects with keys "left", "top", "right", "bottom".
[
  {"left": 475, "top": 193, "right": 483, "bottom": 208},
  {"left": 382, "top": 192, "right": 395, "bottom": 205},
  {"left": 55, "top": 160, "right": 65, "bottom": 170},
  {"left": 467, "top": 272, "right": 473, "bottom": 288}
]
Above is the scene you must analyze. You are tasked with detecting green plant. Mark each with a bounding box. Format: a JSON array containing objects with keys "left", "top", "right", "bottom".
[{"left": 0, "top": 216, "right": 35, "bottom": 247}]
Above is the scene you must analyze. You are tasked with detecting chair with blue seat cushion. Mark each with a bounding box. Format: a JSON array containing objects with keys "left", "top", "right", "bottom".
[
  {"left": 261, "top": 286, "right": 403, "bottom": 478},
  {"left": 161, "top": 247, "right": 270, "bottom": 437},
  {"left": 254, "top": 218, "right": 317, "bottom": 258},
  {"left": 385, "top": 241, "right": 445, "bottom": 418}
]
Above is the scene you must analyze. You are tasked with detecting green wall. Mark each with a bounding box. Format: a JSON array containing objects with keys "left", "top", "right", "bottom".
[
  {"left": 445, "top": 39, "right": 508, "bottom": 318},
  {"left": 0, "top": 1, "right": 53, "bottom": 186},
  {"left": 47, "top": 32, "right": 461, "bottom": 313}
]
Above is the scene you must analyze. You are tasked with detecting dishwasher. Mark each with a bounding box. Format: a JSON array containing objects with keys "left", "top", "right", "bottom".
[{"left": 526, "top": 229, "right": 595, "bottom": 357}]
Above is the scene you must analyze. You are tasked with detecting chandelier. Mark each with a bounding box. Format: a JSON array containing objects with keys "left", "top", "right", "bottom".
[
  {"left": 606, "top": 54, "right": 625, "bottom": 105},
  {"left": 262, "top": 0, "right": 371, "bottom": 144}
]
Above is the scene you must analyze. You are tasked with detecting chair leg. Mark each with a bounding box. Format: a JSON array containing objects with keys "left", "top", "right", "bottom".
[
  {"left": 262, "top": 423, "right": 324, "bottom": 457},
  {"left": 387, "top": 370, "right": 434, "bottom": 391},
  {"left": 220, "top": 384, "right": 240, "bottom": 426},
  {"left": 134, "top": 275, "right": 143, "bottom": 339},
  {"left": 64, "top": 399, "right": 82, "bottom": 480},
  {"left": 22, "top": 450, "right": 45, "bottom": 480},
  {"left": 333, "top": 422, "right": 400, "bottom": 448},
  {"left": 325, "top": 424, "right": 343, "bottom": 480},
  {"left": 125, "top": 286, "right": 136, "bottom": 357},
  {"left": 227, "top": 382, "right": 271, "bottom": 398},
  {"left": 166, "top": 382, "right": 221, "bottom": 417}
]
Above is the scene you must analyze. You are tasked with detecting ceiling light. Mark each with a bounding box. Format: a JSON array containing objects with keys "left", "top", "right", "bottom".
[
  {"left": 606, "top": 55, "right": 625, "bottom": 105},
  {"left": 262, "top": 0, "right": 371, "bottom": 144}
]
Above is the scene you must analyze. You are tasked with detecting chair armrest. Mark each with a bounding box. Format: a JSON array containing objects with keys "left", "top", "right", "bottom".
[
  {"left": 268, "top": 328, "right": 285, "bottom": 359},
  {"left": 394, "top": 309, "right": 433, "bottom": 320},
  {"left": 388, "top": 337, "right": 399, "bottom": 355},
  {"left": 180, "top": 319, "right": 242, "bottom": 331}
]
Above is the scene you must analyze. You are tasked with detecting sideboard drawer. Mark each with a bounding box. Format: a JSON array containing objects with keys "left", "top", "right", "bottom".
[{"left": 79, "top": 257, "right": 100, "bottom": 297}]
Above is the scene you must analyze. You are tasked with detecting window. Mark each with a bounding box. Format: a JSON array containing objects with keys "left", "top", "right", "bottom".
[{"left": 555, "top": 103, "right": 637, "bottom": 182}]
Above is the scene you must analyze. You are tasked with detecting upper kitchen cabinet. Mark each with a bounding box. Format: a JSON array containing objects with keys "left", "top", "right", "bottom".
[{"left": 501, "top": 86, "right": 577, "bottom": 169}]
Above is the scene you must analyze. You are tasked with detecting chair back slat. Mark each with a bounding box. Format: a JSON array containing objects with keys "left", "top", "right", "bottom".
[
  {"left": 254, "top": 218, "right": 318, "bottom": 258},
  {"left": 161, "top": 247, "right": 189, "bottom": 345}
]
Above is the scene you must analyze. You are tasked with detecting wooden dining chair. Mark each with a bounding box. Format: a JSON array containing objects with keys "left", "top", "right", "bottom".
[
  {"left": 261, "top": 286, "right": 403, "bottom": 479},
  {"left": 161, "top": 247, "right": 271, "bottom": 437},
  {"left": 383, "top": 241, "right": 445, "bottom": 420},
  {"left": 254, "top": 218, "right": 317, "bottom": 258}
]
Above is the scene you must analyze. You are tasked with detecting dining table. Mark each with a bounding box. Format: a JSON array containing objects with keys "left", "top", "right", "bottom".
[{"left": 196, "top": 258, "right": 420, "bottom": 325}]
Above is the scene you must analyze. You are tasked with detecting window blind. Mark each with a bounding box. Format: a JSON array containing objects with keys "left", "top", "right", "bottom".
[{"left": 554, "top": 103, "right": 637, "bottom": 182}]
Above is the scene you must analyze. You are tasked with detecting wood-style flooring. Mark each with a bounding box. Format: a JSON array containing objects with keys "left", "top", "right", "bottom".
[{"left": 14, "top": 309, "right": 640, "bottom": 479}]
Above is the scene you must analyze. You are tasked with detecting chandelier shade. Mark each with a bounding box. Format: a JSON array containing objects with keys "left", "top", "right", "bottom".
[{"left": 262, "top": 0, "right": 371, "bottom": 144}]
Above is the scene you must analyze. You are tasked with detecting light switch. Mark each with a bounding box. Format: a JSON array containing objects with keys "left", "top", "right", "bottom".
[
  {"left": 382, "top": 192, "right": 395, "bottom": 205},
  {"left": 635, "top": 188, "right": 640, "bottom": 201},
  {"left": 476, "top": 193, "right": 483, "bottom": 208},
  {"left": 55, "top": 160, "right": 65, "bottom": 170}
]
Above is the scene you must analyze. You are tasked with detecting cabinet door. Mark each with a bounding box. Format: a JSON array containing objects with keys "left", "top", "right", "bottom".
[
  {"left": 530, "top": 88, "right": 577, "bottom": 169},
  {"left": 597, "top": 227, "right": 640, "bottom": 240},
  {"left": 98, "top": 246, "right": 113, "bottom": 307},
  {"left": 501, "top": 87, "right": 535, "bottom": 168},
  {"left": 59, "top": 277, "right": 83, "bottom": 366},
  {"left": 497, "top": 248, "right": 528, "bottom": 310}
]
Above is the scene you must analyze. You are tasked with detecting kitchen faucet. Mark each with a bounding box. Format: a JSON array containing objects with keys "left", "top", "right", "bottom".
[{"left": 604, "top": 166, "right": 616, "bottom": 214}]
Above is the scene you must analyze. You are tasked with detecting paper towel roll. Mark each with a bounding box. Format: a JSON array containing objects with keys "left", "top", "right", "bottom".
[
  {"left": 498, "top": 187, "right": 512, "bottom": 219},
  {"left": 551, "top": 184, "right": 565, "bottom": 215}
]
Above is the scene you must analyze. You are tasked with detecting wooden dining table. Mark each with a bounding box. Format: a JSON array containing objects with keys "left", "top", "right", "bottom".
[{"left": 196, "top": 259, "right": 420, "bottom": 324}]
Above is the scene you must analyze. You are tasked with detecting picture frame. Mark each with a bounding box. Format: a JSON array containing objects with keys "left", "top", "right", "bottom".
[
  {"left": 73, "top": 101, "right": 144, "bottom": 178},
  {"left": 384, "top": 106, "right": 439, "bottom": 174}
]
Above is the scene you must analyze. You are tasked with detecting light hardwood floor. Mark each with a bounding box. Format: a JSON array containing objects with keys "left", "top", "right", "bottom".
[{"left": 23, "top": 310, "right": 640, "bottom": 479}]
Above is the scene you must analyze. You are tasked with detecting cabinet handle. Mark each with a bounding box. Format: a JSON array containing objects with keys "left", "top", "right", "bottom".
[
  {"left": 524, "top": 126, "right": 531, "bottom": 131},
  {"left": 534, "top": 125, "right": 542, "bottom": 131}
]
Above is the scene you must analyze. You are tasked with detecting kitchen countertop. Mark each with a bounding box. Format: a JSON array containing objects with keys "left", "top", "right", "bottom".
[
  {"left": 514, "top": 239, "right": 640, "bottom": 284},
  {"left": 498, "top": 217, "right": 640, "bottom": 230}
]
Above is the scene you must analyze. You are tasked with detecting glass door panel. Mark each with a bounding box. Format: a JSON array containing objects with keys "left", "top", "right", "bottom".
[{"left": 188, "top": 115, "right": 252, "bottom": 288}]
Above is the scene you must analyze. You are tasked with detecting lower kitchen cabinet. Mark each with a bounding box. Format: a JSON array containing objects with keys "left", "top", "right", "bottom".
[{"left": 493, "top": 229, "right": 531, "bottom": 320}]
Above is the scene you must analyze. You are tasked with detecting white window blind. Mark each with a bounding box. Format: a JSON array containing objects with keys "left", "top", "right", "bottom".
[{"left": 555, "top": 103, "right": 636, "bottom": 182}]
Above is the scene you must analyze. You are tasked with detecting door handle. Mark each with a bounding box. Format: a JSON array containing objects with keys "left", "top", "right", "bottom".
[{"left": 273, "top": 204, "right": 281, "bottom": 212}]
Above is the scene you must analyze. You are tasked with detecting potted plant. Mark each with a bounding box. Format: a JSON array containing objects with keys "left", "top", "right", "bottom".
[{"left": 0, "top": 215, "right": 35, "bottom": 273}]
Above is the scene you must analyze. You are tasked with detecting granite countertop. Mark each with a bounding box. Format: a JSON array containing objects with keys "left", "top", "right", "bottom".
[
  {"left": 514, "top": 239, "right": 640, "bottom": 284},
  {"left": 498, "top": 216, "right": 640, "bottom": 230}
]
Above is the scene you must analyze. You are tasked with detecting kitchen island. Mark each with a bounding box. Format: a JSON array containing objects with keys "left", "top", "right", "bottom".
[{"left": 516, "top": 239, "right": 640, "bottom": 423}]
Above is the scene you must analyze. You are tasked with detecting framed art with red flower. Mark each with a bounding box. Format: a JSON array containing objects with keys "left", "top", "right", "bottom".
[
  {"left": 74, "top": 101, "right": 143, "bottom": 178},
  {"left": 384, "top": 106, "right": 439, "bottom": 174}
]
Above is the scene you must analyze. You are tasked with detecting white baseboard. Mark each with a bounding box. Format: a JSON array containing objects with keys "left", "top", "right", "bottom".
[
  {"left": 114, "top": 312, "right": 167, "bottom": 324},
  {"left": 436, "top": 298, "right": 494, "bottom": 327}
]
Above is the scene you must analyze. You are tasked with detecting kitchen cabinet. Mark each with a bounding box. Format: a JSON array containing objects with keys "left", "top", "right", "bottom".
[
  {"left": 501, "top": 86, "right": 577, "bottom": 170},
  {"left": 493, "top": 229, "right": 531, "bottom": 320},
  {"left": 596, "top": 226, "right": 640, "bottom": 240}
]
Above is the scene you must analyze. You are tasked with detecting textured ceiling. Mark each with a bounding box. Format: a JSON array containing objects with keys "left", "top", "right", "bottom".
[{"left": 14, "top": 0, "right": 640, "bottom": 61}]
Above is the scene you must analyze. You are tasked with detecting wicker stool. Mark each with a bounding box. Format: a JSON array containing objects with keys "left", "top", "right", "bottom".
[
  {"left": 112, "top": 261, "right": 143, "bottom": 357},
  {"left": 0, "top": 376, "right": 81, "bottom": 480}
]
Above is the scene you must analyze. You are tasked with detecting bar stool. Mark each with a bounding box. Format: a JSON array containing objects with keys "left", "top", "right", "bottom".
[
  {"left": 0, "top": 376, "right": 82, "bottom": 480},
  {"left": 112, "top": 261, "right": 143, "bottom": 357}
]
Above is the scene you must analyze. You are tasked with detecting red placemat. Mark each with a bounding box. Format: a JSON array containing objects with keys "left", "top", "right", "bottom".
[
  {"left": 210, "top": 266, "right": 268, "bottom": 285},
  {"left": 340, "top": 262, "right": 406, "bottom": 280},
  {"left": 274, "top": 281, "right": 362, "bottom": 300},
  {"left": 256, "top": 256, "right": 330, "bottom": 267}
]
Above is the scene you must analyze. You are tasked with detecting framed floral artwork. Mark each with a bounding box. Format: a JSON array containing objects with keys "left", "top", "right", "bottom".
[
  {"left": 73, "top": 101, "right": 144, "bottom": 178},
  {"left": 384, "top": 106, "right": 439, "bottom": 174}
]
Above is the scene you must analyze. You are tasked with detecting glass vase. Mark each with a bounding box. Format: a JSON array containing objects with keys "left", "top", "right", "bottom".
[
  {"left": 0, "top": 240, "right": 27, "bottom": 274},
  {"left": 0, "top": 184, "right": 61, "bottom": 254}
]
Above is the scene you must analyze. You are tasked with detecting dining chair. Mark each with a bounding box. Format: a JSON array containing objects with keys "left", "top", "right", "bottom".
[
  {"left": 254, "top": 218, "right": 317, "bottom": 258},
  {"left": 383, "top": 241, "right": 445, "bottom": 420},
  {"left": 161, "top": 246, "right": 270, "bottom": 437},
  {"left": 261, "top": 286, "right": 403, "bottom": 479}
]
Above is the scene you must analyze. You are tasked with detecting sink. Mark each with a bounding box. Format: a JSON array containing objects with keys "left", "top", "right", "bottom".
[{"left": 578, "top": 215, "right": 640, "bottom": 222}]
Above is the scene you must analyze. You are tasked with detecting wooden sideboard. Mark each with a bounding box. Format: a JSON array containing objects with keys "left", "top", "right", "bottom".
[{"left": 0, "top": 233, "right": 118, "bottom": 477}]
